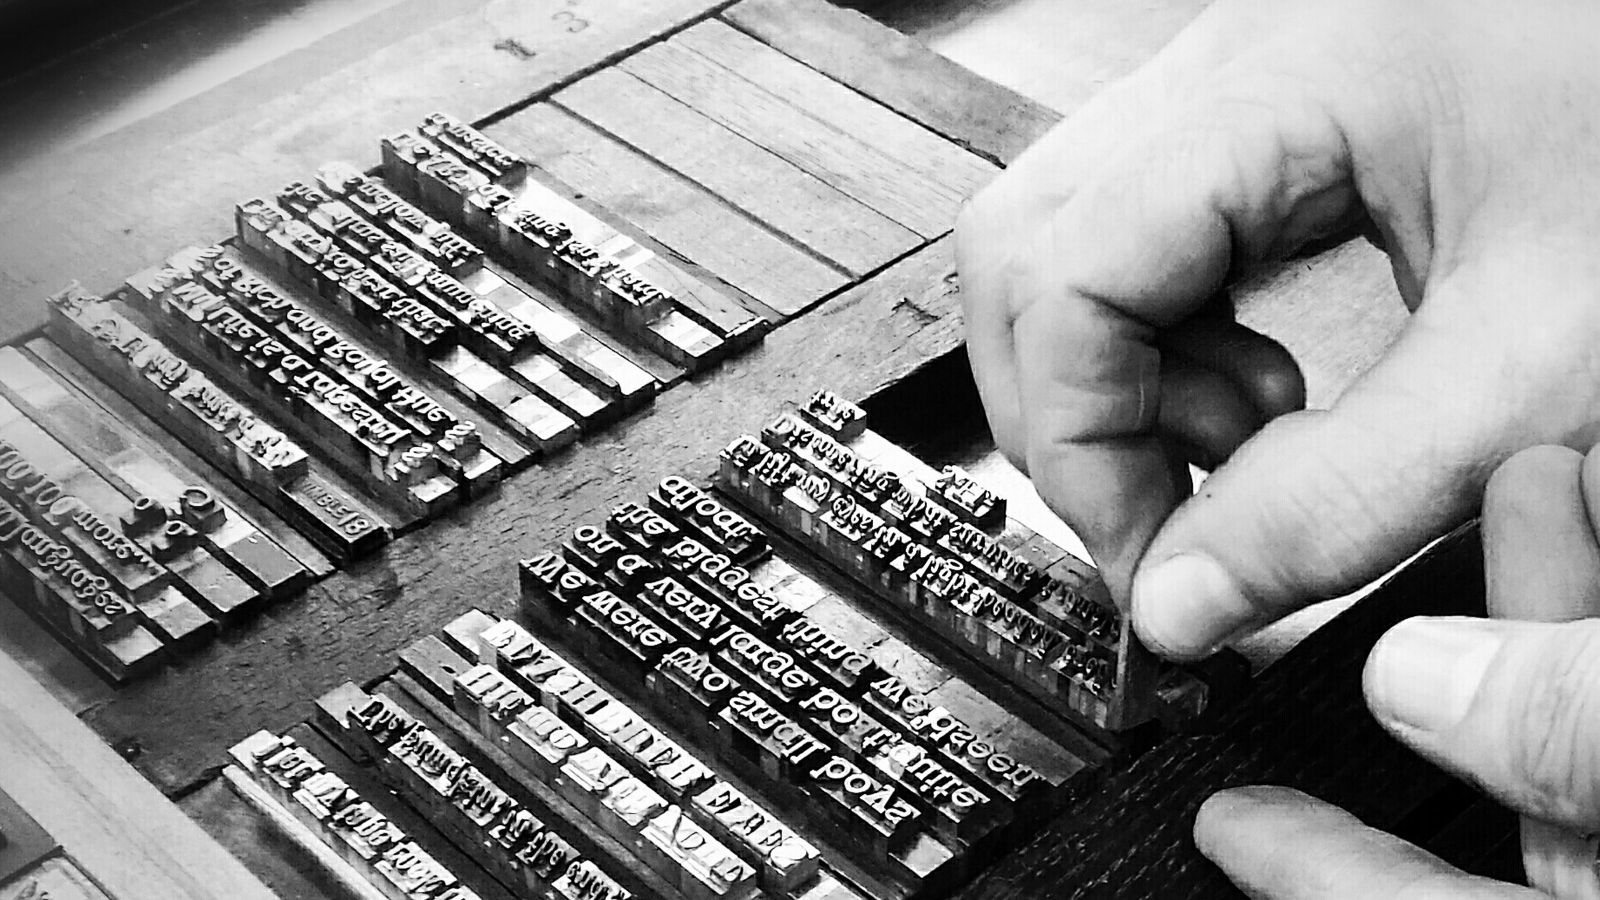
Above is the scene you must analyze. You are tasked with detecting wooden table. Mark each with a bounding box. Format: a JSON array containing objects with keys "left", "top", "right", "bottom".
[{"left": 0, "top": 2, "right": 1513, "bottom": 897}]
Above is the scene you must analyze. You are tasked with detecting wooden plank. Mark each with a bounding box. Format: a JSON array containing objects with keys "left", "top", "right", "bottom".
[
  {"left": 555, "top": 66, "right": 922, "bottom": 277},
  {"left": 0, "top": 647, "right": 281, "bottom": 900},
  {"left": 81, "top": 236, "right": 968, "bottom": 794},
  {"left": 0, "top": 0, "right": 727, "bottom": 344},
  {"left": 673, "top": 20, "right": 997, "bottom": 199},
  {"left": 619, "top": 35, "right": 962, "bottom": 238},
  {"left": 486, "top": 103, "right": 847, "bottom": 316},
  {"left": 722, "top": 0, "right": 1060, "bottom": 166}
]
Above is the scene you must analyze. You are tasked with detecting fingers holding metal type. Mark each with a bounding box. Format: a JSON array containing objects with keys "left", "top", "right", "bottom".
[{"left": 961, "top": 66, "right": 1355, "bottom": 603}]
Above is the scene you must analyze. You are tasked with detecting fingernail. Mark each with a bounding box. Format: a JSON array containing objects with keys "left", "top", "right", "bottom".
[
  {"left": 1364, "top": 617, "right": 1501, "bottom": 737},
  {"left": 1132, "top": 553, "right": 1257, "bottom": 660}
]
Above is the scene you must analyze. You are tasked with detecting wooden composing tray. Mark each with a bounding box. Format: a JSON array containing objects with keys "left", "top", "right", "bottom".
[{"left": 0, "top": 1, "right": 1518, "bottom": 897}]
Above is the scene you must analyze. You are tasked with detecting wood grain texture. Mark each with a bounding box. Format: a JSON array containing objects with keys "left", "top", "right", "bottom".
[
  {"left": 673, "top": 20, "right": 997, "bottom": 199},
  {"left": 555, "top": 66, "right": 922, "bottom": 277},
  {"left": 722, "top": 0, "right": 1059, "bottom": 166},
  {"left": 80, "top": 237, "right": 967, "bottom": 794},
  {"left": 0, "top": 649, "right": 280, "bottom": 900},
  {"left": 0, "top": 0, "right": 728, "bottom": 344},
  {"left": 487, "top": 103, "right": 848, "bottom": 316},
  {"left": 620, "top": 34, "right": 966, "bottom": 237}
]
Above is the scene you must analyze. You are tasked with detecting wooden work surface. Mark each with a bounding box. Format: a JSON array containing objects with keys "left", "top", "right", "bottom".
[{"left": 0, "top": 1, "right": 1504, "bottom": 897}]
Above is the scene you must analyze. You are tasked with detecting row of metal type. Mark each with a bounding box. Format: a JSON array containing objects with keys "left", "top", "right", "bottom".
[{"left": 11, "top": 112, "right": 774, "bottom": 681}]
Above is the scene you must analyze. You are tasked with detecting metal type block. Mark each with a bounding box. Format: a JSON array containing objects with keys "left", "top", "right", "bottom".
[
  {"left": 419, "top": 113, "right": 528, "bottom": 184},
  {"left": 647, "top": 647, "right": 738, "bottom": 741},
  {"left": 690, "top": 781, "right": 820, "bottom": 894},
  {"left": 553, "top": 860, "right": 632, "bottom": 900},
  {"left": 803, "top": 755, "right": 921, "bottom": 857},
  {"left": 318, "top": 164, "right": 486, "bottom": 277},
  {"left": 926, "top": 467, "right": 1004, "bottom": 530},
  {"left": 46, "top": 286, "right": 309, "bottom": 489},
  {"left": 128, "top": 254, "right": 469, "bottom": 517},
  {"left": 401, "top": 121, "right": 762, "bottom": 368},
  {"left": 0, "top": 430, "right": 213, "bottom": 643},
  {"left": 507, "top": 352, "right": 610, "bottom": 425},
  {"left": 797, "top": 391, "right": 866, "bottom": 442},
  {"left": 278, "top": 473, "right": 391, "bottom": 560},
  {"left": 0, "top": 348, "right": 320, "bottom": 585},
  {"left": 465, "top": 279, "right": 657, "bottom": 408},
  {"left": 635, "top": 805, "right": 756, "bottom": 900},
  {"left": 507, "top": 705, "right": 592, "bottom": 782},
  {"left": 236, "top": 199, "right": 454, "bottom": 359},
  {"left": 651, "top": 476, "right": 768, "bottom": 566},
  {"left": 372, "top": 840, "right": 460, "bottom": 900},
  {"left": 429, "top": 344, "right": 578, "bottom": 453}
]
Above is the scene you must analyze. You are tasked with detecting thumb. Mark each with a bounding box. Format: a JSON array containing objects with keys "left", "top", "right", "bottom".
[
  {"left": 1195, "top": 785, "right": 1540, "bottom": 900},
  {"left": 1132, "top": 243, "right": 1600, "bottom": 660},
  {"left": 1365, "top": 615, "right": 1600, "bottom": 831}
]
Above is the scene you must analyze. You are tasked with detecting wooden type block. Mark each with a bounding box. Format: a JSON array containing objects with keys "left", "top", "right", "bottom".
[
  {"left": 555, "top": 68, "right": 920, "bottom": 280},
  {"left": 0, "top": 346, "right": 326, "bottom": 583}
]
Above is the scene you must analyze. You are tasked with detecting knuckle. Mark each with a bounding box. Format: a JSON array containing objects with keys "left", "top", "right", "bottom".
[
  {"left": 1489, "top": 445, "right": 1583, "bottom": 498},
  {"left": 1508, "top": 624, "right": 1600, "bottom": 820}
]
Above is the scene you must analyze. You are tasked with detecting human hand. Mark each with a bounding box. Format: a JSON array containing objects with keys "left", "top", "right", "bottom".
[
  {"left": 1195, "top": 444, "right": 1600, "bottom": 898},
  {"left": 957, "top": 0, "right": 1600, "bottom": 660}
]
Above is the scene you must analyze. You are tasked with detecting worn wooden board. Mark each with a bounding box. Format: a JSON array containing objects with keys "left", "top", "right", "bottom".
[
  {"left": 486, "top": 103, "right": 850, "bottom": 315},
  {"left": 554, "top": 66, "right": 923, "bottom": 277},
  {"left": 722, "top": 0, "right": 1060, "bottom": 166},
  {"left": 673, "top": 21, "right": 997, "bottom": 201},
  {"left": 619, "top": 33, "right": 965, "bottom": 238},
  {"left": 0, "top": 651, "right": 280, "bottom": 900}
]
